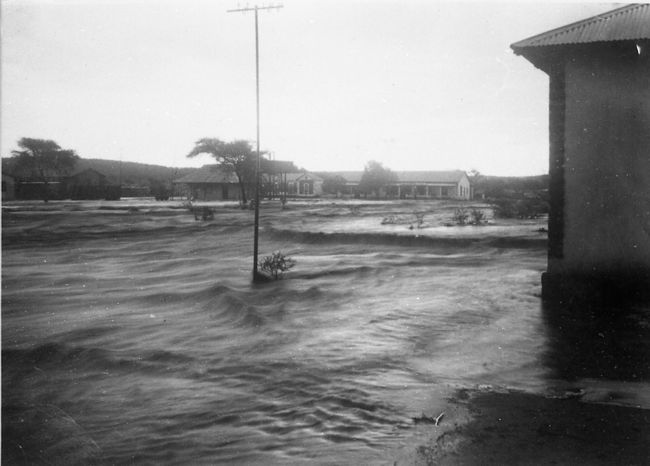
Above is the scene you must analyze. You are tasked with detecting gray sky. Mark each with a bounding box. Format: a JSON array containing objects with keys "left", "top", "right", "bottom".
[{"left": 2, "top": 1, "right": 618, "bottom": 176}]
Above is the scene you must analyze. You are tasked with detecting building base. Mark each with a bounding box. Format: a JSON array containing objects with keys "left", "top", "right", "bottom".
[{"left": 542, "top": 269, "right": 650, "bottom": 306}]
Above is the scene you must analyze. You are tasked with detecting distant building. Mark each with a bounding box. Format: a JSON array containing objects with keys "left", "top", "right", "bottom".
[
  {"left": 174, "top": 162, "right": 323, "bottom": 201},
  {"left": 326, "top": 170, "right": 471, "bottom": 199},
  {"left": 2, "top": 173, "right": 16, "bottom": 201},
  {"left": 284, "top": 172, "right": 324, "bottom": 197},
  {"left": 174, "top": 166, "right": 242, "bottom": 201},
  {"left": 15, "top": 181, "right": 64, "bottom": 201},
  {"left": 260, "top": 160, "right": 323, "bottom": 198},
  {"left": 512, "top": 4, "right": 650, "bottom": 301},
  {"left": 68, "top": 168, "right": 107, "bottom": 185},
  {"left": 5, "top": 167, "right": 119, "bottom": 201},
  {"left": 65, "top": 168, "right": 120, "bottom": 200}
]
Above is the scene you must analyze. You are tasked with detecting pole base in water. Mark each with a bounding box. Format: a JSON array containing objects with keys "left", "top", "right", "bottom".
[{"left": 252, "top": 270, "right": 273, "bottom": 284}]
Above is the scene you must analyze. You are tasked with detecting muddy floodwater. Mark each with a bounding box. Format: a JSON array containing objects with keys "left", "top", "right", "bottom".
[{"left": 2, "top": 199, "right": 649, "bottom": 464}]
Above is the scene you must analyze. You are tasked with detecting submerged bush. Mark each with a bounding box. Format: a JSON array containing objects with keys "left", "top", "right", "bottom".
[
  {"left": 491, "top": 198, "right": 549, "bottom": 219},
  {"left": 381, "top": 215, "right": 398, "bottom": 225},
  {"left": 183, "top": 200, "right": 214, "bottom": 221},
  {"left": 470, "top": 208, "right": 486, "bottom": 225},
  {"left": 259, "top": 251, "right": 296, "bottom": 280},
  {"left": 452, "top": 207, "right": 469, "bottom": 225},
  {"left": 414, "top": 211, "right": 425, "bottom": 228}
]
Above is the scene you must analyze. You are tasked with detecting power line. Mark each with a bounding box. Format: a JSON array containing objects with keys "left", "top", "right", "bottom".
[
  {"left": 227, "top": 4, "right": 283, "bottom": 13},
  {"left": 227, "top": 4, "right": 283, "bottom": 283}
]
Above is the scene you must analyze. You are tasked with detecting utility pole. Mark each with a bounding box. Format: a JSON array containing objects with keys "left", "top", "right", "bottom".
[{"left": 227, "top": 3, "right": 283, "bottom": 283}]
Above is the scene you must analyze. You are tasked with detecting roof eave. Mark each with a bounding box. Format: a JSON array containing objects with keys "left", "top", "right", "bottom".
[
  {"left": 511, "top": 4, "right": 647, "bottom": 49},
  {"left": 512, "top": 39, "right": 648, "bottom": 74}
]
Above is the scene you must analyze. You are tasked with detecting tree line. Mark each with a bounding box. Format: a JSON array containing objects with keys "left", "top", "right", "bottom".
[
  {"left": 5, "top": 136, "right": 286, "bottom": 203},
  {"left": 8, "top": 138, "right": 80, "bottom": 202},
  {"left": 6, "top": 136, "right": 549, "bottom": 206}
]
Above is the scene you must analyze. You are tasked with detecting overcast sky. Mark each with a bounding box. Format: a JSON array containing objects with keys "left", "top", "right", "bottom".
[{"left": 2, "top": 1, "right": 618, "bottom": 176}]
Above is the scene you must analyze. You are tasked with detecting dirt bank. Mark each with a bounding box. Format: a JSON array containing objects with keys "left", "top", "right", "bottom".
[{"left": 398, "top": 388, "right": 650, "bottom": 465}]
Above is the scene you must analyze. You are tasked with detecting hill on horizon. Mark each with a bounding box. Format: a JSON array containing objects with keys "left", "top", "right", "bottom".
[
  {"left": 3, "top": 156, "right": 548, "bottom": 192},
  {"left": 2, "top": 157, "right": 199, "bottom": 187}
]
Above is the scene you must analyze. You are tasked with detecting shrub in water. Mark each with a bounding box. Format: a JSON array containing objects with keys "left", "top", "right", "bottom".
[
  {"left": 470, "top": 208, "right": 486, "bottom": 225},
  {"left": 452, "top": 207, "right": 469, "bottom": 225},
  {"left": 259, "top": 251, "right": 296, "bottom": 280},
  {"left": 414, "top": 212, "right": 425, "bottom": 228},
  {"left": 183, "top": 201, "right": 214, "bottom": 221},
  {"left": 491, "top": 198, "right": 549, "bottom": 219}
]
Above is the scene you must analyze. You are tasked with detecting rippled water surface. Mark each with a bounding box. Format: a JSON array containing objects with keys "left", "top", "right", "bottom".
[{"left": 3, "top": 200, "right": 646, "bottom": 464}]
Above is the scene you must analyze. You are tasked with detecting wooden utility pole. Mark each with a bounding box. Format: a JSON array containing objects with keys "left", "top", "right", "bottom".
[{"left": 227, "top": 4, "right": 283, "bottom": 282}]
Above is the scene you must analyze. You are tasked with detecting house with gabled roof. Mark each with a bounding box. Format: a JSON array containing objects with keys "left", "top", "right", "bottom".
[
  {"left": 67, "top": 168, "right": 107, "bottom": 187},
  {"left": 174, "top": 166, "right": 242, "bottom": 201},
  {"left": 283, "top": 172, "right": 324, "bottom": 197},
  {"left": 512, "top": 3, "right": 650, "bottom": 301},
  {"left": 174, "top": 162, "right": 323, "bottom": 201},
  {"left": 64, "top": 168, "right": 120, "bottom": 200}
]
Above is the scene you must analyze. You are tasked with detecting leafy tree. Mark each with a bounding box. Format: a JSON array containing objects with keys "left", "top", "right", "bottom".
[
  {"left": 10, "top": 138, "right": 80, "bottom": 202},
  {"left": 149, "top": 178, "right": 170, "bottom": 201},
  {"left": 468, "top": 169, "right": 483, "bottom": 199},
  {"left": 359, "top": 160, "right": 397, "bottom": 198},
  {"left": 321, "top": 174, "right": 347, "bottom": 195},
  {"left": 468, "top": 169, "right": 481, "bottom": 179},
  {"left": 187, "top": 138, "right": 263, "bottom": 205}
]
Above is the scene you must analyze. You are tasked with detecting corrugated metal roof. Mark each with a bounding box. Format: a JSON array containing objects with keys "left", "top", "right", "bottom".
[
  {"left": 396, "top": 170, "right": 467, "bottom": 184},
  {"left": 69, "top": 168, "right": 107, "bottom": 179},
  {"left": 175, "top": 165, "right": 323, "bottom": 184},
  {"left": 512, "top": 3, "right": 650, "bottom": 50}
]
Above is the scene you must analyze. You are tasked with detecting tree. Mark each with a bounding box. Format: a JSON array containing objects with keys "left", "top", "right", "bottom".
[
  {"left": 359, "top": 160, "right": 397, "bottom": 198},
  {"left": 10, "top": 138, "right": 80, "bottom": 202},
  {"left": 322, "top": 174, "right": 347, "bottom": 196},
  {"left": 149, "top": 178, "right": 170, "bottom": 201},
  {"left": 187, "top": 138, "right": 262, "bottom": 205},
  {"left": 468, "top": 168, "right": 483, "bottom": 199}
]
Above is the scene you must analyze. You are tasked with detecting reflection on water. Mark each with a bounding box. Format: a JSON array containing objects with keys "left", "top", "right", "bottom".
[{"left": 542, "top": 297, "right": 650, "bottom": 382}]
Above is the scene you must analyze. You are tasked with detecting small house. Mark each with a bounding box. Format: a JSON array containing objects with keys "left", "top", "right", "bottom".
[
  {"left": 174, "top": 166, "right": 242, "bottom": 201},
  {"left": 65, "top": 168, "right": 120, "bottom": 200},
  {"left": 285, "top": 172, "right": 324, "bottom": 197},
  {"left": 175, "top": 162, "right": 323, "bottom": 201},
  {"left": 390, "top": 171, "right": 471, "bottom": 199}
]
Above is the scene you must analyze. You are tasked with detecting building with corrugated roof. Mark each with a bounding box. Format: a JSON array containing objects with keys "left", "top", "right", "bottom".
[
  {"left": 64, "top": 168, "right": 121, "bottom": 200},
  {"left": 174, "top": 163, "right": 323, "bottom": 200},
  {"left": 324, "top": 170, "right": 471, "bottom": 199},
  {"left": 283, "top": 172, "right": 324, "bottom": 197},
  {"left": 174, "top": 166, "right": 243, "bottom": 201},
  {"left": 512, "top": 3, "right": 650, "bottom": 301}
]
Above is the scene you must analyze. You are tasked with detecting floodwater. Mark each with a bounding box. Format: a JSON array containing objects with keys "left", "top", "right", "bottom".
[{"left": 2, "top": 199, "right": 649, "bottom": 464}]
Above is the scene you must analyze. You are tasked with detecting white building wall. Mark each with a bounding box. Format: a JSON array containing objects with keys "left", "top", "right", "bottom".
[{"left": 456, "top": 174, "right": 471, "bottom": 199}]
